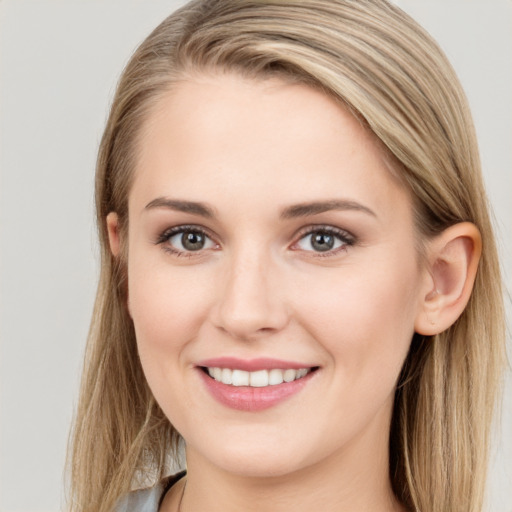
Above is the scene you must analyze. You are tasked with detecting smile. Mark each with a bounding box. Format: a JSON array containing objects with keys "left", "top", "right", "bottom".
[
  {"left": 197, "top": 360, "right": 319, "bottom": 411},
  {"left": 205, "top": 367, "right": 312, "bottom": 387}
]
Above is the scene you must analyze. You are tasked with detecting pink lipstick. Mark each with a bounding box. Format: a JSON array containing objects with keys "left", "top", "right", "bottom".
[{"left": 197, "top": 358, "right": 318, "bottom": 411}]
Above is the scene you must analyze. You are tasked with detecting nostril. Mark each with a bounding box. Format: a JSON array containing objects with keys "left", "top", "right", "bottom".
[{"left": 213, "top": 301, "right": 290, "bottom": 341}]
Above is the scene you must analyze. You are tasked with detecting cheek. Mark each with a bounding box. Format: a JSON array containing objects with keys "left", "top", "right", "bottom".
[
  {"left": 127, "top": 254, "right": 214, "bottom": 368},
  {"left": 295, "top": 257, "right": 419, "bottom": 385}
]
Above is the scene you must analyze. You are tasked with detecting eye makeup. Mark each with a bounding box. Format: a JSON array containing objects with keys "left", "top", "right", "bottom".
[
  {"left": 154, "top": 222, "right": 356, "bottom": 259},
  {"left": 155, "top": 224, "right": 219, "bottom": 258},
  {"left": 291, "top": 225, "right": 356, "bottom": 257}
]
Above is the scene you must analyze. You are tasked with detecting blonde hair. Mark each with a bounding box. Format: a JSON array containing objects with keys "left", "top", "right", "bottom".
[{"left": 67, "top": 1, "right": 505, "bottom": 511}]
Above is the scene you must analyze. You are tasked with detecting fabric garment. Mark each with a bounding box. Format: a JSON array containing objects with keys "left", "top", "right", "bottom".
[{"left": 115, "top": 471, "right": 186, "bottom": 512}]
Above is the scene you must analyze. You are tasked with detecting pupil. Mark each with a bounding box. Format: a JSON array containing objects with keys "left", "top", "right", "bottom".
[
  {"left": 182, "top": 231, "right": 204, "bottom": 251},
  {"left": 311, "top": 232, "right": 334, "bottom": 252}
]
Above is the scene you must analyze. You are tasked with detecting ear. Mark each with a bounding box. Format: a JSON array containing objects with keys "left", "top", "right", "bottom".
[
  {"left": 415, "top": 222, "right": 481, "bottom": 335},
  {"left": 106, "top": 212, "right": 121, "bottom": 257},
  {"left": 106, "top": 212, "right": 132, "bottom": 315}
]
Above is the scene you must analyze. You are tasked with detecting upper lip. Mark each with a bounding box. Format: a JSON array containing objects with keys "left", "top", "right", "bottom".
[{"left": 197, "top": 357, "right": 317, "bottom": 372}]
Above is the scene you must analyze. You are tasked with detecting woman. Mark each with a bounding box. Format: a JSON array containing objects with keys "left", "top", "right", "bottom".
[{"left": 68, "top": 1, "right": 505, "bottom": 511}]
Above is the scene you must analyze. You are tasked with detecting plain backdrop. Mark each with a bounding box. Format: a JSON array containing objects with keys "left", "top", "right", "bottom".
[{"left": 0, "top": 1, "right": 510, "bottom": 511}]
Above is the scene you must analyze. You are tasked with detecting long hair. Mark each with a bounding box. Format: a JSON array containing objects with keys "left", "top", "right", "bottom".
[{"left": 67, "top": 1, "right": 505, "bottom": 511}]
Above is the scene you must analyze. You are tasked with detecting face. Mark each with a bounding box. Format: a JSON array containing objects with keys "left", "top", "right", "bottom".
[{"left": 121, "top": 73, "right": 427, "bottom": 478}]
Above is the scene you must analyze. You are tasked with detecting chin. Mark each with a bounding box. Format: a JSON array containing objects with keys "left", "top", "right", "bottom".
[
  {"left": 217, "top": 456, "right": 308, "bottom": 479},
  {"left": 187, "top": 435, "right": 314, "bottom": 479}
]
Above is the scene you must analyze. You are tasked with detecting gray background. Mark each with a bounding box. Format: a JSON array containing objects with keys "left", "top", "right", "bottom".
[{"left": 0, "top": 1, "right": 510, "bottom": 511}]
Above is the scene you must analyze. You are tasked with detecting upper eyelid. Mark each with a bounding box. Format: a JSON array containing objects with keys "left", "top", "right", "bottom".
[
  {"left": 155, "top": 225, "right": 218, "bottom": 258},
  {"left": 155, "top": 223, "right": 355, "bottom": 251},
  {"left": 157, "top": 223, "right": 353, "bottom": 237},
  {"left": 158, "top": 224, "right": 215, "bottom": 239},
  {"left": 293, "top": 224, "right": 355, "bottom": 241}
]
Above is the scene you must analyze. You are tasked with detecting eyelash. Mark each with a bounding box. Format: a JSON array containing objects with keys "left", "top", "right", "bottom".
[
  {"left": 155, "top": 224, "right": 218, "bottom": 258},
  {"left": 292, "top": 225, "right": 355, "bottom": 257},
  {"left": 155, "top": 224, "right": 356, "bottom": 258}
]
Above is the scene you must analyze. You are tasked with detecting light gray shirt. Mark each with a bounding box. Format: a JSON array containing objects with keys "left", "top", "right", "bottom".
[
  {"left": 115, "top": 472, "right": 185, "bottom": 512},
  {"left": 115, "top": 483, "right": 164, "bottom": 512}
]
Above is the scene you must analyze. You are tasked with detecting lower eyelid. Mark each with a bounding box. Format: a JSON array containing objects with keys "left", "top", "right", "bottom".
[{"left": 155, "top": 225, "right": 354, "bottom": 256}]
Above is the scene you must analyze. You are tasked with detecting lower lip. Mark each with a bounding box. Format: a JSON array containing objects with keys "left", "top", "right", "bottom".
[{"left": 198, "top": 370, "right": 314, "bottom": 412}]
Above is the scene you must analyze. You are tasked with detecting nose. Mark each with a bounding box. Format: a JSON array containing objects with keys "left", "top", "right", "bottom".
[{"left": 212, "top": 248, "right": 289, "bottom": 341}]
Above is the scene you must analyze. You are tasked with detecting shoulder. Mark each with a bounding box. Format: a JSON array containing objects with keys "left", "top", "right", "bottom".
[{"left": 115, "top": 471, "right": 186, "bottom": 512}]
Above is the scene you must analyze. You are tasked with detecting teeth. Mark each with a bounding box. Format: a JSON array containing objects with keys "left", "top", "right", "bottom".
[
  {"left": 232, "top": 369, "right": 249, "bottom": 386},
  {"left": 297, "top": 368, "right": 308, "bottom": 378},
  {"left": 283, "top": 369, "right": 296, "bottom": 382},
  {"left": 221, "top": 368, "right": 232, "bottom": 385},
  {"left": 268, "top": 368, "right": 284, "bottom": 385},
  {"left": 250, "top": 370, "right": 268, "bottom": 387},
  {"left": 206, "top": 367, "right": 311, "bottom": 387}
]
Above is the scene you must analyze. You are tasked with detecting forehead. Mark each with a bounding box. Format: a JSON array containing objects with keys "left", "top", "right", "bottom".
[{"left": 131, "top": 73, "right": 411, "bottom": 222}]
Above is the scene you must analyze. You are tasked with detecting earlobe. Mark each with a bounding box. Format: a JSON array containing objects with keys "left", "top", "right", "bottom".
[
  {"left": 415, "top": 222, "right": 481, "bottom": 336},
  {"left": 106, "top": 212, "right": 121, "bottom": 257}
]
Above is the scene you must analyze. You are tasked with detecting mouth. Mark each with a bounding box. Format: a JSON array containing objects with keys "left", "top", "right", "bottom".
[
  {"left": 196, "top": 359, "right": 319, "bottom": 411},
  {"left": 201, "top": 366, "right": 317, "bottom": 387}
]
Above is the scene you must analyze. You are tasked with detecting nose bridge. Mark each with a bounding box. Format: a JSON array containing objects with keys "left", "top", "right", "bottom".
[{"left": 214, "top": 242, "right": 288, "bottom": 339}]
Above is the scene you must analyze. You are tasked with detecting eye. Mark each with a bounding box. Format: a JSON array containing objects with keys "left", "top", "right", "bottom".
[
  {"left": 294, "top": 227, "right": 354, "bottom": 254},
  {"left": 157, "top": 226, "right": 217, "bottom": 255}
]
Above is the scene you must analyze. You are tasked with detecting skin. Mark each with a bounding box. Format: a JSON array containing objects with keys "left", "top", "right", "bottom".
[{"left": 107, "top": 73, "right": 481, "bottom": 512}]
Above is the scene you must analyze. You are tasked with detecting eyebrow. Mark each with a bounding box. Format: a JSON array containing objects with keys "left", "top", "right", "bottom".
[
  {"left": 144, "top": 197, "right": 215, "bottom": 217},
  {"left": 144, "top": 197, "right": 376, "bottom": 219},
  {"left": 280, "top": 199, "right": 376, "bottom": 219}
]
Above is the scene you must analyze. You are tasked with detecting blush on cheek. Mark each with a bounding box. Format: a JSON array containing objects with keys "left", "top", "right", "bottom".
[{"left": 129, "top": 278, "right": 207, "bottom": 364}]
